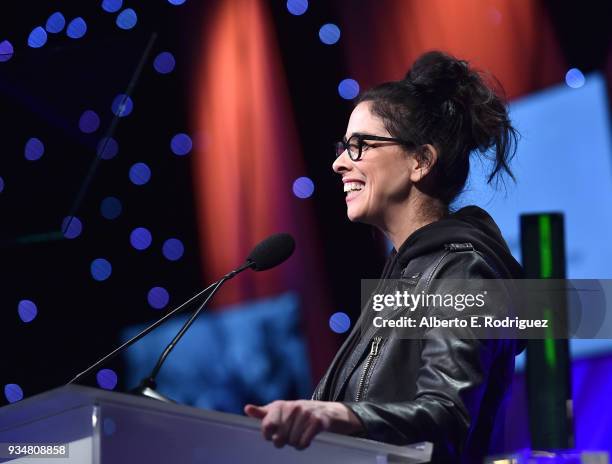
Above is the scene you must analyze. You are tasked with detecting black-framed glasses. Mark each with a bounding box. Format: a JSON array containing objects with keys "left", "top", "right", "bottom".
[{"left": 334, "top": 134, "right": 413, "bottom": 161}]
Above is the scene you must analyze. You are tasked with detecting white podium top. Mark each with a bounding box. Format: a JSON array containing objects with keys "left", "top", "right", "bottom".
[{"left": 0, "top": 385, "right": 431, "bottom": 464}]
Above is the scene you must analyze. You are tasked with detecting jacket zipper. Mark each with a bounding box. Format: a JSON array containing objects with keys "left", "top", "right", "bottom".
[{"left": 354, "top": 336, "right": 382, "bottom": 402}]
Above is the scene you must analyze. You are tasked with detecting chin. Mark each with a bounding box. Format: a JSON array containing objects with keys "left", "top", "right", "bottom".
[{"left": 346, "top": 206, "right": 368, "bottom": 224}]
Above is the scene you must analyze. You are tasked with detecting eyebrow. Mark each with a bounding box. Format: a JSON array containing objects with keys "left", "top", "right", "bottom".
[{"left": 345, "top": 132, "right": 375, "bottom": 139}]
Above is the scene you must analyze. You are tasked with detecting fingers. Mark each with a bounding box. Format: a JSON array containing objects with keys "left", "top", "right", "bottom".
[
  {"left": 247, "top": 400, "right": 332, "bottom": 450},
  {"left": 244, "top": 404, "right": 267, "bottom": 419},
  {"left": 297, "top": 417, "right": 324, "bottom": 450},
  {"left": 261, "top": 401, "right": 283, "bottom": 441},
  {"left": 287, "top": 406, "right": 312, "bottom": 449},
  {"left": 272, "top": 405, "right": 299, "bottom": 448}
]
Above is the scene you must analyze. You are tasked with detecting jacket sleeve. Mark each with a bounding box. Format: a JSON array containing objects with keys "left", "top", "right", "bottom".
[
  {"left": 341, "top": 251, "right": 514, "bottom": 460},
  {"left": 343, "top": 335, "right": 497, "bottom": 459}
]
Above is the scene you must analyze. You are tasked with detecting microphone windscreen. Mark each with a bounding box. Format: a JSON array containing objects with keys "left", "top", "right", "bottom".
[{"left": 247, "top": 233, "right": 295, "bottom": 271}]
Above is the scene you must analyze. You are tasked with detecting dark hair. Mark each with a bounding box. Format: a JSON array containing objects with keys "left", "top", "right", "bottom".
[{"left": 356, "top": 50, "right": 518, "bottom": 205}]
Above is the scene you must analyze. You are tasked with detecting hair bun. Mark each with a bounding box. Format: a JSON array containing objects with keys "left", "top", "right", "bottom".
[
  {"left": 404, "top": 51, "right": 473, "bottom": 101},
  {"left": 356, "top": 50, "right": 517, "bottom": 204}
]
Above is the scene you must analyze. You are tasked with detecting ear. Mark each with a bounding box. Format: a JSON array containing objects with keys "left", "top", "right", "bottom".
[{"left": 409, "top": 144, "right": 438, "bottom": 183}]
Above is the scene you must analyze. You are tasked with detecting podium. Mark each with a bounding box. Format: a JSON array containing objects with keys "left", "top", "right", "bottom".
[{"left": 0, "top": 385, "right": 431, "bottom": 463}]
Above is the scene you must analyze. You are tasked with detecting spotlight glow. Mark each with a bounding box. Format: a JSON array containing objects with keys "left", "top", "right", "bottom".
[
  {"left": 28, "top": 27, "right": 47, "bottom": 48},
  {"left": 168, "top": 0, "right": 187, "bottom": 4},
  {"left": 100, "top": 196, "right": 122, "bottom": 219},
  {"left": 338, "top": 79, "right": 360, "bottom": 100},
  {"left": 148, "top": 287, "right": 169, "bottom": 309},
  {"left": 287, "top": 0, "right": 308, "bottom": 15},
  {"left": 130, "top": 227, "right": 152, "bottom": 250},
  {"left": 319, "top": 24, "right": 340, "bottom": 45},
  {"left": 162, "top": 238, "right": 184, "bottom": 261},
  {"left": 102, "top": 0, "right": 123, "bottom": 13},
  {"left": 91, "top": 258, "right": 112, "bottom": 281},
  {"left": 25, "top": 138, "right": 44, "bottom": 161},
  {"left": 4, "top": 384, "right": 23, "bottom": 403},
  {"left": 62, "top": 216, "right": 83, "bottom": 239},
  {"left": 329, "top": 312, "right": 351, "bottom": 334},
  {"left": 79, "top": 110, "right": 100, "bottom": 133},
  {"left": 46, "top": 12, "right": 66, "bottom": 33},
  {"left": 111, "top": 94, "right": 133, "bottom": 117},
  {"left": 116, "top": 9, "right": 138, "bottom": 30},
  {"left": 96, "top": 369, "right": 118, "bottom": 390},
  {"left": 129, "top": 162, "right": 151, "bottom": 185},
  {"left": 97, "top": 137, "right": 119, "bottom": 160},
  {"left": 292, "top": 176, "right": 315, "bottom": 199},
  {"left": 0, "top": 40, "right": 14, "bottom": 62},
  {"left": 566, "top": 68, "right": 586, "bottom": 89},
  {"left": 0, "top": 176, "right": 4, "bottom": 193},
  {"left": 67, "top": 17, "right": 87, "bottom": 39},
  {"left": 153, "top": 52, "right": 176, "bottom": 74},
  {"left": 17, "top": 300, "right": 38, "bottom": 323},
  {"left": 170, "top": 133, "right": 192, "bottom": 156}
]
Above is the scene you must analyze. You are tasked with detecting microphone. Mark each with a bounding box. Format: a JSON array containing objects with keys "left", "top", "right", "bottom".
[
  {"left": 133, "top": 233, "right": 295, "bottom": 400},
  {"left": 67, "top": 233, "right": 295, "bottom": 395},
  {"left": 246, "top": 232, "right": 296, "bottom": 271}
]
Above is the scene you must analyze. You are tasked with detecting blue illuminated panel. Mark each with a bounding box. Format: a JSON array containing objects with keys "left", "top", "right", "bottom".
[
  {"left": 121, "top": 292, "right": 311, "bottom": 413},
  {"left": 455, "top": 73, "right": 612, "bottom": 363}
]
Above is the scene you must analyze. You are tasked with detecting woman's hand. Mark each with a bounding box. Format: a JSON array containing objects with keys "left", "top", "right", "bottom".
[{"left": 244, "top": 400, "right": 363, "bottom": 450}]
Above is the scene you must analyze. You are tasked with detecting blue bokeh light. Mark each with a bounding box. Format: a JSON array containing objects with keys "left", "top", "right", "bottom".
[
  {"left": 168, "top": 0, "right": 187, "bottom": 5},
  {"left": 566, "top": 68, "right": 586, "bottom": 89},
  {"left": 162, "top": 238, "right": 185, "bottom": 261},
  {"left": 130, "top": 227, "right": 152, "bottom": 250},
  {"left": 79, "top": 110, "right": 100, "bottom": 133},
  {"left": 28, "top": 27, "right": 47, "bottom": 48},
  {"left": 96, "top": 369, "right": 118, "bottom": 390},
  {"left": 67, "top": 17, "right": 87, "bottom": 39},
  {"left": 329, "top": 312, "right": 351, "bottom": 334},
  {"left": 319, "top": 23, "right": 340, "bottom": 45},
  {"left": 17, "top": 300, "right": 38, "bottom": 323},
  {"left": 170, "top": 133, "right": 192, "bottom": 156},
  {"left": 287, "top": 0, "right": 308, "bottom": 15},
  {"left": 102, "top": 0, "right": 123, "bottom": 13},
  {"left": 116, "top": 9, "right": 138, "bottom": 30},
  {"left": 62, "top": 216, "right": 83, "bottom": 239},
  {"left": 338, "top": 78, "right": 360, "bottom": 100},
  {"left": 153, "top": 51, "right": 176, "bottom": 74},
  {"left": 292, "top": 176, "right": 315, "bottom": 199},
  {"left": 25, "top": 138, "right": 44, "bottom": 161},
  {"left": 0, "top": 176, "right": 4, "bottom": 193},
  {"left": 0, "top": 40, "right": 14, "bottom": 62},
  {"left": 91, "top": 258, "right": 112, "bottom": 281},
  {"left": 46, "top": 12, "right": 66, "bottom": 33},
  {"left": 4, "top": 384, "right": 24, "bottom": 403},
  {"left": 148, "top": 287, "right": 170, "bottom": 309},
  {"left": 129, "top": 162, "right": 151, "bottom": 185},
  {"left": 97, "top": 137, "right": 119, "bottom": 160},
  {"left": 100, "top": 196, "right": 122, "bottom": 219},
  {"left": 111, "top": 94, "right": 133, "bottom": 117}
]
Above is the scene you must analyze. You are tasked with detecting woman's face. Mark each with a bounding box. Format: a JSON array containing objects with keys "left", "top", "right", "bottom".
[{"left": 332, "top": 102, "right": 417, "bottom": 228}]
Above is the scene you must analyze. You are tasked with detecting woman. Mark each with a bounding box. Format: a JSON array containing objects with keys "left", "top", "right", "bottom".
[{"left": 245, "top": 51, "right": 523, "bottom": 463}]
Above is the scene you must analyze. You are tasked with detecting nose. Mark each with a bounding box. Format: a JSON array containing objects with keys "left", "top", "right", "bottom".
[{"left": 332, "top": 150, "right": 352, "bottom": 174}]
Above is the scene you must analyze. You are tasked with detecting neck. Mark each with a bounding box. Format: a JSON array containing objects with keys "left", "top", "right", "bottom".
[{"left": 381, "top": 196, "right": 446, "bottom": 251}]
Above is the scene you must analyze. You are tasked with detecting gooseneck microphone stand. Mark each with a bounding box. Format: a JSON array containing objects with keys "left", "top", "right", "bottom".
[
  {"left": 132, "top": 262, "right": 253, "bottom": 400},
  {"left": 67, "top": 262, "right": 252, "bottom": 388},
  {"left": 66, "top": 232, "right": 295, "bottom": 399}
]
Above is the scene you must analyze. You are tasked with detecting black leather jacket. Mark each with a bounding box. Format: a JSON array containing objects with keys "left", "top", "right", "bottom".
[{"left": 313, "top": 207, "right": 523, "bottom": 464}]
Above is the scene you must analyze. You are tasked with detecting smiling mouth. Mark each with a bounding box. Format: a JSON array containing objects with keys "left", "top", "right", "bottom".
[{"left": 344, "top": 181, "right": 365, "bottom": 202}]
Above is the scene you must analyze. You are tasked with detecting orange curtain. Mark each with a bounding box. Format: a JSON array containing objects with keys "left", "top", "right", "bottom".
[
  {"left": 191, "top": 0, "right": 335, "bottom": 379},
  {"left": 339, "top": 0, "right": 566, "bottom": 100}
]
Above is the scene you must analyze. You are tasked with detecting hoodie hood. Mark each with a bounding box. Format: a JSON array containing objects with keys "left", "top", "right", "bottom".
[{"left": 384, "top": 205, "right": 523, "bottom": 279}]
